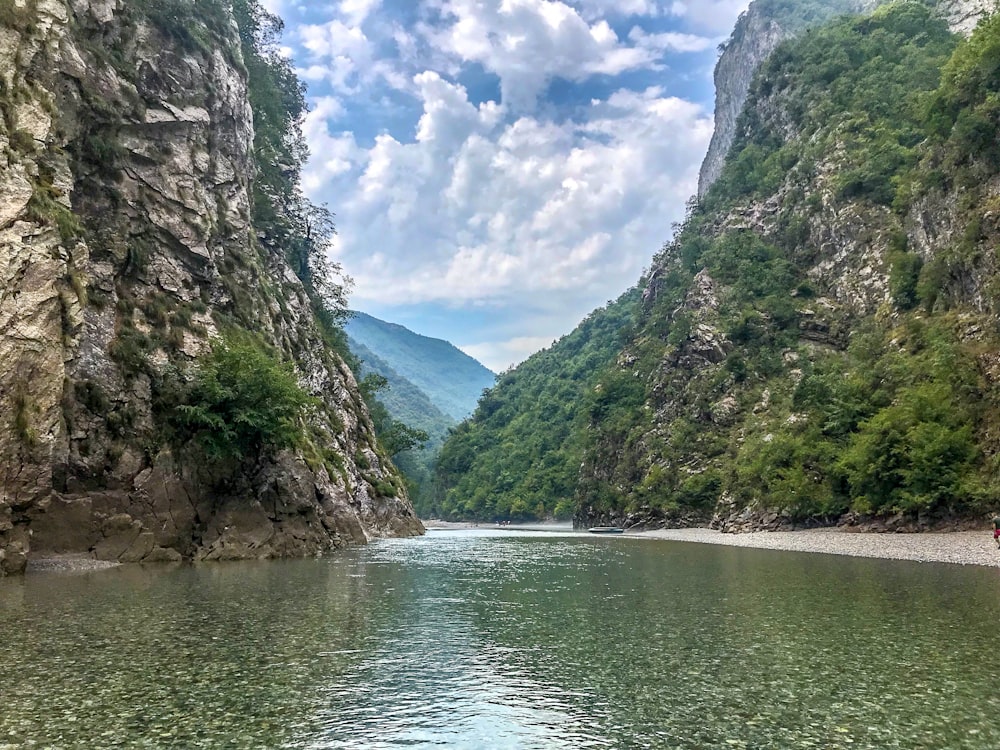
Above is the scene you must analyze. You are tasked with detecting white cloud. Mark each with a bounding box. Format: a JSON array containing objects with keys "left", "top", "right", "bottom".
[
  {"left": 299, "top": 20, "right": 374, "bottom": 92},
  {"left": 284, "top": 0, "right": 744, "bottom": 369},
  {"left": 668, "top": 0, "right": 751, "bottom": 33},
  {"left": 423, "top": 0, "right": 707, "bottom": 110},
  {"left": 628, "top": 26, "right": 714, "bottom": 54},
  {"left": 339, "top": 0, "right": 382, "bottom": 27},
  {"left": 574, "top": 0, "right": 664, "bottom": 19},
  {"left": 461, "top": 336, "right": 558, "bottom": 373},
  {"left": 307, "top": 74, "right": 712, "bottom": 317}
]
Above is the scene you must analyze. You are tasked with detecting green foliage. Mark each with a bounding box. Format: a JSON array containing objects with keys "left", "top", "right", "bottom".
[
  {"left": 358, "top": 372, "right": 430, "bottom": 457},
  {"left": 432, "top": 290, "right": 640, "bottom": 521},
  {"left": 839, "top": 383, "right": 977, "bottom": 513},
  {"left": 133, "top": 0, "right": 233, "bottom": 55},
  {"left": 9, "top": 128, "right": 35, "bottom": 154},
  {"left": 925, "top": 12, "right": 1000, "bottom": 182},
  {"left": 0, "top": 0, "right": 36, "bottom": 31},
  {"left": 170, "top": 334, "right": 313, "bottom": 460},
  {"left": 109, "top": 326, "right": 153, "bottom": 377},
  {"left": 27, "top": 176, "right": 82, "bottom": 244},
  {"left": 348, "top": 335, "right": 458, "bottom": 508},
  {"left": 709, "top": 3, "right": 955, "bottom": 212},
  {"left": 889, "top": 250, "right": 924, "bottom": 310},
  {"left": 733, "top": 422, "right": 840, "bottom": 517},
  {"left": 229, "top": 0, "right": 352, "bottom": 325},
  {"left": 12, "top": 390, "right": 37, "bottom": 448},
  {"left": 781, "top": 318, "right": 992, "bottom": 516}
]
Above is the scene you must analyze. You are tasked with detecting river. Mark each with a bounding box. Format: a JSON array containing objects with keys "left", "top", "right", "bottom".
[{"left": 1, "top": 527, "right": 999, "bottom": 748}]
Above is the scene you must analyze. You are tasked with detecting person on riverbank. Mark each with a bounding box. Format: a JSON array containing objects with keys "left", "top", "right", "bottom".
[{"left": 993, "top": 516, "right": 1000, "bottom": 548}]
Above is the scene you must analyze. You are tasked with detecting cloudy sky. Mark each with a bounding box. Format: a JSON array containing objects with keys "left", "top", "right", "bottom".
[{"left": 262, "top": 0, "right": 750, "bottom": 372}]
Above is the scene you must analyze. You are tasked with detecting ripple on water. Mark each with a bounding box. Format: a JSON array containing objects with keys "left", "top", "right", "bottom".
[{"left": 3, "top": 530, "right": 1000, "bottom": 749}]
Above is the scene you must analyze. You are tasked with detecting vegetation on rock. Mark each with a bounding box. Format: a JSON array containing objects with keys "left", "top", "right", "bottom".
[
  {"left": 432, "top": 291, "right": 638, "bottom": 520},
  {"left": 170, "top": 334, "right": 313, "bottom": 460}
]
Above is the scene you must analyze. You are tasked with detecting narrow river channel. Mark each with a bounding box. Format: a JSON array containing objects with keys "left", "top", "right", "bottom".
[{"left": 2, "top": 527, "right": 999, "bottom": 748}]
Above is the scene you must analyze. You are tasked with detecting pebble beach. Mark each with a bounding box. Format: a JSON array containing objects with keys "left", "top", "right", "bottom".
[
  {"left": 630, "top": 527, "right": 1000, "bottom": 567},
  {"left": 424, "top": 520, "right": 1000, "bottom": 568}
]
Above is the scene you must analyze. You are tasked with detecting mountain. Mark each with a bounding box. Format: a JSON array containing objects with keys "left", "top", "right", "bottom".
[
  {"left": 432, "top": 291, "right": 639, "bottom": 520},
  {"left": 0, "top": 0, "right": 421, "bottom": 574},
  {"left": 347, "top": 335, "right": 456, "bottom": 513},
  {"left": 348, "top": 338, "right": 457, "bottom": 448},
  {"left": 434, "top": 0, "right": 1000, "bottom": 530},
  {"left": 698, "top": 0, "right": 884, "bottom": 198},
  {"left": 345, "top": 312, "right": 496, "bottom": 422}
]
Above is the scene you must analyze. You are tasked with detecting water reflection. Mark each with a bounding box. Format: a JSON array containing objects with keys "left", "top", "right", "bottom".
[{"left": 2, "top": 531, "right": 1000, "bottom": 749}]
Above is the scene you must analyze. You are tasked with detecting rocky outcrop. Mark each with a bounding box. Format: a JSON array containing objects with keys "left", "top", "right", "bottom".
[
  {"left": 697, "top": 6, "right": 790, "bottom": 199},
  {"left": 0, "top": 0, "right": 422, "bottom": 574},
  {"left": 698, "top": 0, "right": 993, "bottom": 199},
  {"left": 938, "top": 0, "right": 998, "bottom": 33}
]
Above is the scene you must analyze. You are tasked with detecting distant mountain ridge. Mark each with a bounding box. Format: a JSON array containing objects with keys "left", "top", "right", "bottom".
[
  {"left": 345, "top": 312, "right": 496, "bottom": 422},
  {"left": 346, "top": 337, "right": 456, "bottom": 448}
]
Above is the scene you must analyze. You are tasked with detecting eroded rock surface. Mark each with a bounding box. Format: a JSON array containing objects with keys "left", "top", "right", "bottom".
[{"left": 0, "top": 0, "right": 421, "bottom": 574}]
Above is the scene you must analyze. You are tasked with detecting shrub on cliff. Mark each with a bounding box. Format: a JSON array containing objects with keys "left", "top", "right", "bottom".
[{"left": 172, "top": 335, "right": 313, "bottom": 460}]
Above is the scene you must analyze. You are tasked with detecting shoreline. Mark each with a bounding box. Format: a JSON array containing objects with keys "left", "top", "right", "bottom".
[
  {"left": 25, "top": 526, "right": 1000, "bottom": 573},
  {"left": 422, "top": 519, "right": 1000, "bottom": 568},
  {"left": 627, "top": 527, "right": 1000, "bottom": 567}
]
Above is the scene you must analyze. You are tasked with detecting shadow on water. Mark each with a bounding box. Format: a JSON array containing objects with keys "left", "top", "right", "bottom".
[{"left": 2, "top": 531, "right": 1000, "bottom": 748}]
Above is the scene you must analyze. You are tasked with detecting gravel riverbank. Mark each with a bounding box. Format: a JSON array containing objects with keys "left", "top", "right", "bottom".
[{"left": 629, "top": 527, "right": 1000, "bottom": 567}]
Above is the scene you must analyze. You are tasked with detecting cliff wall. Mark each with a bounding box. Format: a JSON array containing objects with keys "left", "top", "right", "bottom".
[
  {"left": 0, "top": 0, "right": 421, "bottom": 575},
  {"left": 576, "top": 2, "right": 1000, "bottom": 531},
  {"left": 698, "top": 0, "right": 992, "bottom": 198}
]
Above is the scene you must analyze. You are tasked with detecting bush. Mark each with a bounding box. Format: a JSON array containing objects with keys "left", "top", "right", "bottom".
[{"left": 172, "top": 334, "right": 313, "bottom": 460}]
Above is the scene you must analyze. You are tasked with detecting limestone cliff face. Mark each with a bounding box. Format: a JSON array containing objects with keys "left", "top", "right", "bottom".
[
  {"left": 697, "top": 0, "right": 992, "bottom": 199},
  {"left": 697, "top": 5, "right": 790, "bottom": 199},
  {"left": 938, "top": 0, "right": 998, "bottom": 33},
  {"left": 0, "top": 0, "right": 422, "bottom": 575}
]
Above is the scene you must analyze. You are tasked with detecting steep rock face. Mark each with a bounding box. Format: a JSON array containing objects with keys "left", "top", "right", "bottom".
[
  {"left": 697, "top": 0, "right": 991, "bottom": 199},
  {"left": 697, "top": 7, "right": 789, "bottom": 199},
  {"left": 939, "top": 0, "right": 998, "bottom": 33},
  {"left": 0, "top": 0, "right": 422, "bottom": 574}
]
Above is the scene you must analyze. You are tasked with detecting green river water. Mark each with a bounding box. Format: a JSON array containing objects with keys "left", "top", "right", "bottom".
[{"left": 2, "top": 528, "right": 1000, "bottom": 749}]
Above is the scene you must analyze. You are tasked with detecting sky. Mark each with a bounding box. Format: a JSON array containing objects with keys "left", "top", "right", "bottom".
[{"left": 261, "top": 0, "right": 751, "bottom": 372}]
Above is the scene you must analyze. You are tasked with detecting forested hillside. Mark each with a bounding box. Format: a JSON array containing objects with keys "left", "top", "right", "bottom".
[
  {"left": 347, "top": 336, "right": 455, "bottom": 514},
  {"left": 435, "top": 1, "right": 1000, "bottom": 530},
  {"left": 432, "top": 291, "right": 638, "bottom": 520},
  {"left": 344, "top": 312, "right": 495, "bottom": 516}
]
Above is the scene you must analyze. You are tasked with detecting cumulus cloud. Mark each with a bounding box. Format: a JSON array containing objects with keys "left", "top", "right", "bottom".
[
  {"left": 307, "top": 74, "right": 712, "bottom": 313},
  {"left": 284, "top": 0, "right": 741, "bottom": 369},
  {"left": 423, "top": 0, "right": 711, "bottom": 109},
  {"left": 573, "top": 0, "right": 664, "bottom": 19},
  {"left": 339, "top": 0, "right": 382, "bottom": 27},
  {"left": 668, "top": 0, "right": 751, "bottom": 33}
]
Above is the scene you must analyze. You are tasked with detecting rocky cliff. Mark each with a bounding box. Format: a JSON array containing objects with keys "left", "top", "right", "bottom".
[
  {"left": 577, "top": 0, "right": 1000, "bottom": 531},
  {"left": 0, "top": 0, "right": 422, "bottom": 575},
  {"left": 698, "top": 0, "right": 991, "bottom": 198}
]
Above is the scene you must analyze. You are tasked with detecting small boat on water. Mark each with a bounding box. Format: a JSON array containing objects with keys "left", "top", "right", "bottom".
[{"left": 588, "top": 527, "right": 624, "bottom": 534}]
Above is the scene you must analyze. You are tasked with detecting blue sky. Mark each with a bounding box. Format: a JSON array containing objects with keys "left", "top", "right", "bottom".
[{"left": 262, "top": 0, "right": 750, "bottom": 371}]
